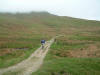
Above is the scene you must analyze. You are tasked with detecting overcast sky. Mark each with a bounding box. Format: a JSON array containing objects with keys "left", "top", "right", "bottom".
[{"left": 0, "top": 0, "right": 100, "bottom": 20}]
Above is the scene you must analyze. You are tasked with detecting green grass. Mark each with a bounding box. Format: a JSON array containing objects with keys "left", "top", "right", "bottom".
[
  {"left": 0, "top": 44, "right": 39, "bottom": 68},
  {"left": 32, "top": 36, "right": 100, "bottom": 75},
  {"left": 51, "top": 40, "right": 86, "bottom": 50},
  {"left": 33, "top": 58, "right": 100, "bottom": 75},
  {"left": 0, "top": 34, "right": 45, "bottom": 68},
  {"left": 69, "top": 34, "right": 100, "bottom": 41}
]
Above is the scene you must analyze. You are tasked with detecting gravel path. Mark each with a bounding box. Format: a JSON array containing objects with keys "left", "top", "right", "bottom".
[{"left": 0, "top": 38, "right": 55, "bottom": 75}]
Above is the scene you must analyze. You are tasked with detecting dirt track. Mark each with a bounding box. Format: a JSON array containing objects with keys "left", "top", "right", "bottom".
[{"left": 0, "top": 38, "right": 55, "bottom": 75}]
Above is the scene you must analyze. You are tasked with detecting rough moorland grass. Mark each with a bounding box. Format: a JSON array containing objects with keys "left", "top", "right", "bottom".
[
  {"left": 69, "top": 34, "right": 100, "bottom": 41},
  {"left": 0, "top": 44, "right": 39, "bottom": 68},
  {"left": 0, "top": 33, "right": 51, "bottom": 68},
  {"left": 33, "top": 58, "right": 100, "bottom": 75},
  {"left": 51, "top": 40, "right": 86, "bottom": 50},
  {"left": 0, "top": 37, "right": 40, "bottom": 49},
  {"left": 0, "top": 12, "right": 100, "bottom": 73},
  {"left": 32, "top": 36, "right": 100, "bottom": 75}
]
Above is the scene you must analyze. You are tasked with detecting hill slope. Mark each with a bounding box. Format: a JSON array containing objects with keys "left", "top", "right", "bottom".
[{"left": 0, "top": 12, "right": 100, "bottom": 75}]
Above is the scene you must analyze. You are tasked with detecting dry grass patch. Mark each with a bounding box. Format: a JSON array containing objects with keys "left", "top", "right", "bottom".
[{"left": 68, "top": 44, "right": 100, "bottom": 58}]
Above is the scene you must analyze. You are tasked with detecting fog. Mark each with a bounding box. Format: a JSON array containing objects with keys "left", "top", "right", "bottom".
[{"left": 0, "top": 0, "right": 100, "bottom": 20}]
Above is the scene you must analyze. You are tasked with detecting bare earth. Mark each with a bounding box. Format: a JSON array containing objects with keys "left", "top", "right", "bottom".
[{"left": 0, "top": 38, "right": 54, "bottom": 75}]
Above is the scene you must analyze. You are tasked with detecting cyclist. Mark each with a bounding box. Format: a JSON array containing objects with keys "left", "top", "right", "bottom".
[{"left": 41, "top": 40, "right": 46, "bottom": 49}]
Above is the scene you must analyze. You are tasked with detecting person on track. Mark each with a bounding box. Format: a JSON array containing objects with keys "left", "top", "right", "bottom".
[{"left": 41, "top": 40, "right": 46, "bottom": 49}]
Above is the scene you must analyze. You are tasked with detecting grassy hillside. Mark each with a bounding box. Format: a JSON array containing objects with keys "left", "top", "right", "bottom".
[
  {"left": 33, "top": 36, "right": 100, "bottom": 75},
  {"left": 0, "top": 12, "right": 100, "bottom": 74}
]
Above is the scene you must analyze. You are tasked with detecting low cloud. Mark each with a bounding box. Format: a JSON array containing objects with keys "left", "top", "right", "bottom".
[{"left": 0, "top": 0, "right": 100, "bottom": 20}]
